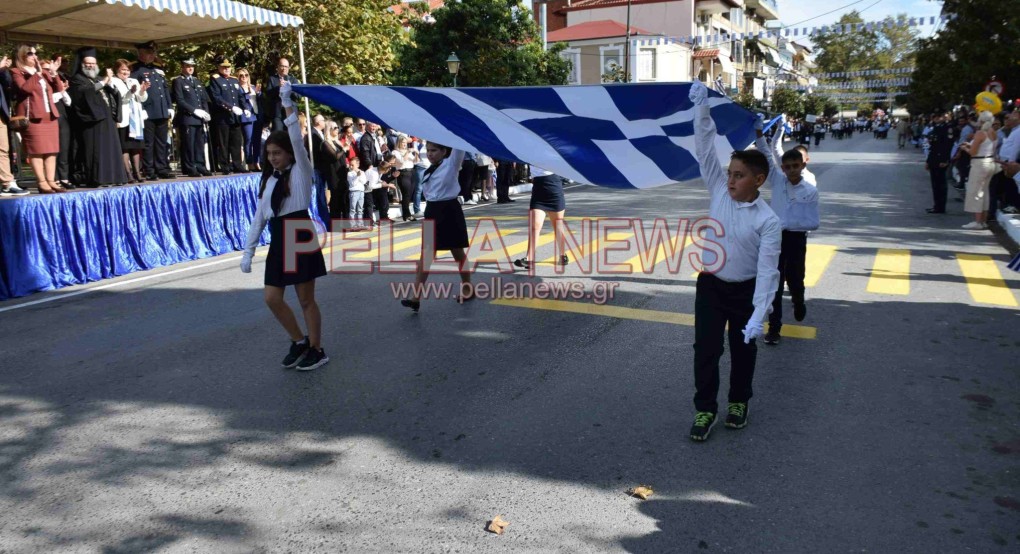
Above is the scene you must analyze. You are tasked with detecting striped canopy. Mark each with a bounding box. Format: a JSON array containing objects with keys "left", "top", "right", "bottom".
[{"left": 0, "top": 0, "right": 303, "bottom": 49}]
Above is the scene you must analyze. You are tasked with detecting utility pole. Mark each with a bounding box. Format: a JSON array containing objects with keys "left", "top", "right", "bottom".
[{"left": 624, "top": 0, "right": 632, "bottom": 82}]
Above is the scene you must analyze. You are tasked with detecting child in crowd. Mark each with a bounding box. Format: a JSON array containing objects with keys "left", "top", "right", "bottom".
[
  {"left": 688, "top": 80, "right": 782, "bottom": 442},
  {"left": 347, "top": 157, "right": 367, "bottom": 230},
  {"left": 756, "top": 115, "right": 821, "bottom": 345}
]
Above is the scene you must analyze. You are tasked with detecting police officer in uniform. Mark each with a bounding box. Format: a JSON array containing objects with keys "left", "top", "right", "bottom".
[
  {"left": 261, "top": 56, "right": 299, "bottom": 132},
  {"left": 207, "top": 59, "right": 244, "bottom": 174},
  {"left": 171, "top": 58, "right": 212, "bottom": 177},
  {"left": 131, "top": 41, "right": 173, "bottom": 180},
  {"left": 926, "top": 111, "right": 956, "bottom": 214}
]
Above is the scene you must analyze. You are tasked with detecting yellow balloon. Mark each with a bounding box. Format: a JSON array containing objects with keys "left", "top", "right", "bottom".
[{"left": 976, "top": 91, "right": 1003, "bottom": 114}]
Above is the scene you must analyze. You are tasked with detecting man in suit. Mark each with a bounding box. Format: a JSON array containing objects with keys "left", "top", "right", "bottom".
[
  {"left": 926, "top": 112, "right": 956, "bottom": 214},
  {"left": 171, "top": 58, "right": 212, "bottom": 177},
  {"left": 261, "top": 56, "right": 299, "bottom": 132},
  {"left": 207, "top": 59, "right": 245, "bottom": 174},
  {"left": 131, "top": 41, "right": 174, "bottom": 180}
]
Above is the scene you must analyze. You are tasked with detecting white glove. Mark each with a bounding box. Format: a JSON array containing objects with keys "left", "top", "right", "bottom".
[
  {"left": 280, "top": 80, "right": 294, "bottom": 108},
  {"left": 754, "top": 114, "right": 765, "bottom": 131},
  {"left": 168, "top": 108, "right": 175, "bottom": 120},
  {"left": 231, "top": 106, "right": 243, "bottom": 116},
  {"left": 688, "top": 79, "right": 709, "bottom": 106},
  {"left": 194, "top": 108, "right": 210, "bottom": 121},
  {"left": 244, "top": 110, "right": 252, "bottom": 118},
  {"left": 240, "top": 251, "right": 253, "bottom": 273},
  {"left": 741, "top": 320, "right": 765, "bottom": 344}
]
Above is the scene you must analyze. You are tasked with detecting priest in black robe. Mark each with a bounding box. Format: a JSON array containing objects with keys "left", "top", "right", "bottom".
[{"left": 68, "top": 47, "right": 127, "bottom": 187}]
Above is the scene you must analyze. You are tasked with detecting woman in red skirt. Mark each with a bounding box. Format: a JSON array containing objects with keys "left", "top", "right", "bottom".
[{"left": 10, "top": 45, "right": 65, "bottom": 193}]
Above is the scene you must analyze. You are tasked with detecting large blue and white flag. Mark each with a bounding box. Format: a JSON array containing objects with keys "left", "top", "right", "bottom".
[{"left": 293, "top": 83, "right": 757, "bottom": 190}]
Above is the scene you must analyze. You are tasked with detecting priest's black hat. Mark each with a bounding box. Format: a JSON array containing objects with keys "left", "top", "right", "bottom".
[{"left": 76, "top": 46, "right": 97, "bottom": 59}]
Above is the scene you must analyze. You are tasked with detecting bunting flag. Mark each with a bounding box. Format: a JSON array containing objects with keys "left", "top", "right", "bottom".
[{"left": 294, "top": 83, "right": 757, "bottom": 190}]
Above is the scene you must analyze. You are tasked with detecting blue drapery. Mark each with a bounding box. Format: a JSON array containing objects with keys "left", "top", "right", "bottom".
[{"left": 0, "top": 174, "right": 331, "bottom": 300}]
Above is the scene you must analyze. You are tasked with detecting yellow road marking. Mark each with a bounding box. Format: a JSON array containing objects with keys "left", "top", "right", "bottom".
[
  {"left": 403, "top": 228, "right": 520, "bottom": 260},
  {"left": 492, "top": 298, "right": 817, "bottom": 339},
  {"left": 540, "top": 232, "right": 632, "bottom": 264},
  {"left": 625, "top": 236, "right": 695, "bottom": 274},
  {"left": 804, "top": 244, "right": 838, "bottom": 287},
  {"left": 867, "top": 248, "right": 911, "bottom": 295},
  {"left": 321, "top": 227, "right": 420, "bottom": 257},
  {"left": 956, "top": 254, "right": 1019, "bottom": 307}
]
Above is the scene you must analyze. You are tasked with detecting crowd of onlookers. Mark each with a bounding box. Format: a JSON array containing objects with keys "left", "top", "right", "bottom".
[{"left": 0, "top": 41, "right": 531, "bottom": 217}]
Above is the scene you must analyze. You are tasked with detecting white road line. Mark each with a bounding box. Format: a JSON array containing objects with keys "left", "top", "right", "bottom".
[{"left": 0, "top": 185, "right": 588, "bottom": 314}]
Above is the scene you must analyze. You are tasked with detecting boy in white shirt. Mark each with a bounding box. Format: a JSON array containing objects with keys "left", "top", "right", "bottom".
[
  {"left": 688, "top": 80, "right": 782, "bottom": 441},
  {"left": 347, "top": 157, "right": 368, "bottom": 230},
  {"left": 755, "top": 115, "right": 820, "bottom": 345}
]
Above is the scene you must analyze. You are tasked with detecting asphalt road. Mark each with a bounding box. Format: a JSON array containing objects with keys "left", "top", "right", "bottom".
[{"left": 1, "top": 131, "right": 1018, "bottom": 553}]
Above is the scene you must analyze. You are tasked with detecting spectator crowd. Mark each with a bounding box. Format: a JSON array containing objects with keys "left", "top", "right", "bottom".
[{"left": 0, "top": 41, "right": 526, "bottom": 225}]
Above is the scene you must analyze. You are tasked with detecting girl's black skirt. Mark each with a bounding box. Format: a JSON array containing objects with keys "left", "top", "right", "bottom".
[
  {"left": 423, "top": 198, "right": 469, "bottom": 251},
  {"left": 264, "top": 210, "right": 327, "bottom": 287},
  {"left": 530, "top": 174, "right": 566, "bottom": 212}
]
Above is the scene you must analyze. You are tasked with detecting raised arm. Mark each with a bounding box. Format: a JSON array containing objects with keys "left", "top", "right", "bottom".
[
  {"left": 753, "top": 115, "right": 781, "bottom": 186},
  {"left": 690, "top": 81, "right": 727, "bottom": 195},
  {"left": 741, "top": 216, "right": 782, "bottom": 343},
  {"left": 280, "top": 80, "right": 313, "bottom": 198}
]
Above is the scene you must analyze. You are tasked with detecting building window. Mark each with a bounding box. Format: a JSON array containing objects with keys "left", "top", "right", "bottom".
[
  {"left": 637, "top": 48, "right": 656, "bottom": 80},
  {"left": 561, "top": 49, "right": 580, "bottom": 84},
  {"left": 600, "top": 46, "right": 624, "bottom": 82}
]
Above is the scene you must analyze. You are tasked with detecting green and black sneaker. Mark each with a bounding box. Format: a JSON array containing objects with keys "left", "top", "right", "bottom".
[
  {"left": 725, "top": 403, "right": 749, "bottom": 429},
  {"left": 689, "top": 411, "right": 717, "bottom": 442}
]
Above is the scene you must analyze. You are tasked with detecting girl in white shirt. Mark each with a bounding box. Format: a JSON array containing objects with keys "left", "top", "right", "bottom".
[
  {"left": 239, "top": 82, "right": 329, "bottom": 371},
  {"left": 347, "top": 157, "right": 368, "bottom": 230},
  {"left": 400, "top": 143, "right": 473, "bottom": 312}
]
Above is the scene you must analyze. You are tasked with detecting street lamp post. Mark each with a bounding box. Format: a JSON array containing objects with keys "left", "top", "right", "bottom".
[{"left": 446, "top": 52, "right": 461, "bottom": 87}]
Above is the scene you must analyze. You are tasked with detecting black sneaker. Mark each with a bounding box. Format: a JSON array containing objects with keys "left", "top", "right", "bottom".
[
  {"left": 793, "top": 302, "right": 806, "bottom": 322},
  {"left": 689, "top": 412, "right": 716, "bottom": 442},
  {"left": 282, "top": 338, "right": 310, "bottom": 369},
  {"left": 763, "top": 329, "right": 781, "bottom": 345},
  {"left": 400, "top": 299, "right": 421, "bottom": 313},
  {"left": 558, "top": 254, "right": 569, "bottom": 266},
  {"left": 296, "top": 348, "right": 329, "bottom": 371},
  {"left": 513, "top": 258, "right": 531, "bottom": 269},
  {"left": 725, "top": 403, "right": 749, "bottom": 429}
]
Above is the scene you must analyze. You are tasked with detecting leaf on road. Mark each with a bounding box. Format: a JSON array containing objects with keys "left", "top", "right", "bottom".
[
  {"left": 486, "top": 515, "right": 509, "bottom": 535},
  {"left": 627, "top": 485, "right": 654, "bottom": 500}
]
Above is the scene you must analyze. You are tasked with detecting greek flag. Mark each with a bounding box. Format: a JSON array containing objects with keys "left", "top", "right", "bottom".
[{"left": 293, "top": 83, "right": 757, "bottom": 189}]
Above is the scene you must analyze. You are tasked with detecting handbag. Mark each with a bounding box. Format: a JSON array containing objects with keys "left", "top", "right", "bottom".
[{"left": 10, "top": 98, "right": 30, "bottom": 132}]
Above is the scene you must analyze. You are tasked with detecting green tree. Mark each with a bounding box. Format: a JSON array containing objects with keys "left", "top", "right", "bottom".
[
  {"left": 907, "top": 0, "right": 1020, "bottom": 114},
  {"left": 734, "top": 88, "right": 758, "bottom": 110},
  {"left": 802, "top": 94, "right": 827, "bottom": 118},
  {"left": 393, "top": 0, "right": 569, "bottom": 87},
  {"left": 770, "top": 87, "right": 804, "bottom": 117},
  {"left": 161, "top": 0, "right": 405, "bottom": 85}
]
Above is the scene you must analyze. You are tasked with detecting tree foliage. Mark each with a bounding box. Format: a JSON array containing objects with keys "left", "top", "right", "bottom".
[
  {"left": 160, "top": 0, "right": 405, "bottom": 85},
  {"left": 393, "top": 0, "right": 570, "bottom": 87},
  {"left": 907, "top": 0, "right": 1020, "bottom": 114},
  {"left": 811, "top": 11, "right": 919, "bottom": 112}
]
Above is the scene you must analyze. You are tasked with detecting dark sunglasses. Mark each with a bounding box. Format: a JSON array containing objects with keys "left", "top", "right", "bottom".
[{"left": 27, "top": 51, "right": 38, "bottom": 56}]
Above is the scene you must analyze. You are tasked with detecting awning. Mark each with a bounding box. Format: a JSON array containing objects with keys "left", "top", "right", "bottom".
[
  {"left": 693, "top": 49, "right": 720, "bottom": 59},
  {"left": 763, "top": 47, "right": 783, "bottom": 68},
  {"left": 0, "top": 0, "right": 303, "bottom": 49},
  {"left": 718, "top": 54, "right": 736, "bottom": 75}
]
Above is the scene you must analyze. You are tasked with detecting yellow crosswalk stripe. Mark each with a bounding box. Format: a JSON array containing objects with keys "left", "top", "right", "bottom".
[
  {"left": 403, "top": 228, "right": 520, "bottom": 260},
  {"left": 492, "top": 298, "right": 817, "bottom": 339},
  {"left": 539, "top": 231, "right": 632, "bottom": 264},
  {"left": 625, "top": 236, "right": 694, "bottom": 274},
  {"left": 867, "top": 248, "right": 911, "bottom": 295},
  {"left": 956, "top": 254, "right": 1019, "bottom": 307},
  {"left": 321, "top": 227, "right": 420, "bottom": 257},
  {"left": 804, "top": 244, "right": 838, "bottom": 287}
]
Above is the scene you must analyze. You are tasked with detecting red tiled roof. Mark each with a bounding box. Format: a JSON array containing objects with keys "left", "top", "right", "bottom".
[
  {"left": 547, "top": 20, "right": 655, "bottom": 42},
  {"left": 693, "top": 49, "right": 720, "bottom": 58},
  {"left": 390, "top": 0, "right": 444, "bottom": 17}
]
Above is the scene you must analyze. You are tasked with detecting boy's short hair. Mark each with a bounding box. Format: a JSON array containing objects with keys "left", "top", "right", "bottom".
[
  {"left": 782, "top": 150, "right": 805, "bottom": 164},
  {"left": 730, "top": 150, "right": 770, "bottom": 177}
]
